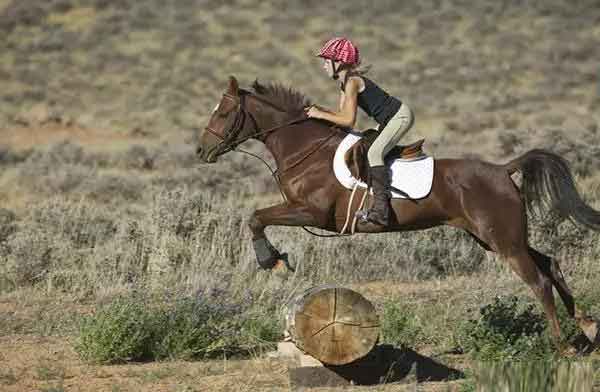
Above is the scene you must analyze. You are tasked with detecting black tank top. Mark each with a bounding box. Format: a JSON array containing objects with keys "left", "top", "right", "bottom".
[{"left": 341, "top": 75, "right": 402, "bottom": 129}]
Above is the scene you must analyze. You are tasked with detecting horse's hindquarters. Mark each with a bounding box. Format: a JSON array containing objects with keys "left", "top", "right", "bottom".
[{"left": 387, "top": 159, "right": 467, "bottom": 231}]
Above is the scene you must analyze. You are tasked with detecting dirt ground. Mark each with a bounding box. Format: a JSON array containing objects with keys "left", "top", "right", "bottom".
[
  {"left": 0, "top": 328, "right": 463, "bottom": 392},
  {"left": 0, "top": 334, "right": 289, "bottom": 392},
  {"left": 1, "top": 124, "right": 164, "bottom": 152}
]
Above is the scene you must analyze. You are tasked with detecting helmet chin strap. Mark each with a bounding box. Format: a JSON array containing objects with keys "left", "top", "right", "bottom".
[{"left": 330, "top": 59, "right": 341, "bottom": 80}]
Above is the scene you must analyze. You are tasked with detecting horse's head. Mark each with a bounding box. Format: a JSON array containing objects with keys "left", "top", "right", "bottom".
[
  {"left": 197, "top": 76, "right": 254, "bottom": 163},
  {"left": 197, "top": 77, "right": 316, "bottom": 164}
]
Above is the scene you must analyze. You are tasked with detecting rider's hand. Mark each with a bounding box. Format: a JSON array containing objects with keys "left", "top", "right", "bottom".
[{"left": 304, "top": 105, "right": 322, "bottom": 119}]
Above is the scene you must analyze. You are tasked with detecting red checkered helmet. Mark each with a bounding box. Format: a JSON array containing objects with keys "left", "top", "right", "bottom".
[{"left": 316, "top": 37, "right": 360, "bottom": 66}]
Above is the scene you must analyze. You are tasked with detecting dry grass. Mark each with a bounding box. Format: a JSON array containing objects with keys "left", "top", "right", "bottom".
[
  {"left": 1, "top": 0, "right": 600, "bottom": 390},
  {"left": 47, "top": 6, "right": 97, "bottom": 33},
  {"left": 1, "top": 125, "right": 599, "bottom": 390},
  {"left": 1, "top": 1, "right": 599, "bottom": 138}
]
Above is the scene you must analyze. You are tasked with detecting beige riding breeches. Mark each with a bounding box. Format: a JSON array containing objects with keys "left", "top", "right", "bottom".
[{"left": 367, "top": 103, "right": 415, "bottom": 166}]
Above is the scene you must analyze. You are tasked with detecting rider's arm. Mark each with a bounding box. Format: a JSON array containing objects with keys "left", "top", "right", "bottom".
[
  {"left": 339, "top": 91, "right": 346, "bottom": 112},
  {"left": 314, "top": 78, "right": 358, "bottom": 128}
]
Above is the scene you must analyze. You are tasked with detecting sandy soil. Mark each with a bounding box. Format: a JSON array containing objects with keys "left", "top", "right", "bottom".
[
  {"left": 1, "top": 124, "right": 156, "bottom": 152},
  {"left": 0, "top": 332, "right": 462, "bottom": 392}
]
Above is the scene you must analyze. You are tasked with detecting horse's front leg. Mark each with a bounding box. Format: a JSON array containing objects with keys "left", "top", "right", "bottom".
[{"left": 249, "top": 203, "right": 321, "bottom": 270}]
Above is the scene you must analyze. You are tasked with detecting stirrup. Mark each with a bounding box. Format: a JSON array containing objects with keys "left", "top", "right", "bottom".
[
  {"left": 355, "top": 209, "right": 369, "bottom": 222},
  {"left": 279, "top": 253, "right": 295, "bottom": 272},
  {"left": 355, "top": 209, "right": 387, "bottom": 226}
]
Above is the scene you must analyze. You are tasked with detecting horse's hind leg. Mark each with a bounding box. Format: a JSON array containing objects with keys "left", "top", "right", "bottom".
[
  {"left": 457, "top": 172, "right": 562, "bottom": 343},
  {"left": 502, "top": 249, "right": 562, "bottom": 343},
  {"left": 459, "top": 221, "right": 562, "bottom": 343},
  {"left": 529, "top": 247, "right": 599, "bottom": 344},
  {"left": 467, "top": 213, "right": 589, "bottom": 346},
  {"left": 473, "top": 231, "right": 562, "bottom": 343}
]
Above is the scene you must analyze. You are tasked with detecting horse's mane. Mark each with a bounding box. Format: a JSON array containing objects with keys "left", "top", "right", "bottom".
[{"left": 248, "top": 79, "right": 312, "bottom": 120}]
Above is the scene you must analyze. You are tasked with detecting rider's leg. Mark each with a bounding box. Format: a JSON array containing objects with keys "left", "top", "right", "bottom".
[
  {"left": 357, "top": 104, "right": 414, "bottom": 227},
  {"left": 371, "top": 103, "right": 415, "bottom": 153}
]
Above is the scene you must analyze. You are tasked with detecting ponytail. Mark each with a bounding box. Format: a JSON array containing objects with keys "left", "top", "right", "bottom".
[
  {"left": 340, "top": 63, "right": 372, "bottom": 78},
  {"left": 354, "top": 64, "right": 372, "bottom": 76}
]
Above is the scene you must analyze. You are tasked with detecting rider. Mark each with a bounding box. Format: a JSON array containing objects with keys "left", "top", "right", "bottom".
[{"left": 305, "top": 37, "right": 415, "bottom": 229}]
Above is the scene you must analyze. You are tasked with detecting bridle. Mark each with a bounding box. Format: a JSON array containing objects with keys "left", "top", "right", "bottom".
[{"left": 204, "top": 92, "right": 308, "bottom": 160}]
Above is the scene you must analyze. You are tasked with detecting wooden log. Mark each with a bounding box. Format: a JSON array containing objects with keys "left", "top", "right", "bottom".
[{"left": 285, "top": 284, "right": 380, "bottom": 365}]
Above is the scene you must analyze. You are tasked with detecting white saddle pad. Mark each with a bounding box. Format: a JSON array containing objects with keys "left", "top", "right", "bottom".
[{"left": 333, "top": 133, "right": 434, "bottom": 199}]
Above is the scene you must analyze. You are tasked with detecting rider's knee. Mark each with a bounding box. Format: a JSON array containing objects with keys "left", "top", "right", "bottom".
[{"left": 367, "top": 148, "right": 384, "bottom": 166}]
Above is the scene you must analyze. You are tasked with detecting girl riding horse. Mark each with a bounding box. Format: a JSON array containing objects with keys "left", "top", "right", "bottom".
[{"left": 305, "top": 37, "right": 415, "bottom": 231}]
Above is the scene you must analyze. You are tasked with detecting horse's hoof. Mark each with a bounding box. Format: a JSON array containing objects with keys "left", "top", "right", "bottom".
[
  {"left": 271, "top": 259, "right": 293, "bottom": 283},
  {"left": 578, "top": 316, "right": 599, "bottom": 344},
  {"left": 273, "top": 259, "right": 287, "bottom": 272},
  {"left": 559, "top": 344, "right": 578, "bottom": 357},
  {"left": 271, "top": 253, "right": 293, "bottom": 272},
  {"left": 274, "top": 253, "right": 295, "bottom": 272},
  {"left": 253, "top": 238, "right": 282, "bottom": 269}
]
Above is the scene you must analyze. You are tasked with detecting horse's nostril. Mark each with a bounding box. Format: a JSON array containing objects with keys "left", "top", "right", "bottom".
[{"left": 196, "top": 146, "right": 203, "bottom": 155}]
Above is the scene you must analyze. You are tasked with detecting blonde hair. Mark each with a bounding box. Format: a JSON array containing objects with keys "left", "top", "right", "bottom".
[
  {"left": 352, "top": 63, "right": 372, "bottom": 76},
  {"left": 339, "top": 62, "right": 372, "bottom": 76},
  {"left": 338, "top": 63, "right": 372, "bottom": 85}
]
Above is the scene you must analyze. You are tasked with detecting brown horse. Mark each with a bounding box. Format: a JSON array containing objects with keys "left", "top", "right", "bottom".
[{"left": 197, "top": 76, "right": 600, "bottom": 349}]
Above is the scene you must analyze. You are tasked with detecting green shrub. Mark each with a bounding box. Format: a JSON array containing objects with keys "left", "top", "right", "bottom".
[
  {"left": 456, "top": 295, "right": 554, "bottom": 361},
  {"left": 154, "top": 299, "right": 281, "bottom": 360},
  {"left": 380, "top": 300, "right": 423, "bottom": 348},
  {"left": 239, "top": 311, "right": 282, "bottom": 353},
  {"left": 75, "top": 296, "right": 157, "bottom": 363},
  {"left": 456, "top": 293, "right": 598, "bottom": 362},
  {"left": 472, "top": 360, "right": 594, "bottom": 392},
  {"left": 152, "top": 297, "right": 242, "bottom": 360},
  {"left": 75, "top": 294, "right": 282, "bottom": 363}
]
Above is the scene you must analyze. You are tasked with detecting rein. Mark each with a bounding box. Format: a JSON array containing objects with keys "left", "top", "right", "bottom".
[
  {"left": 208, "top": 92, "right": 350, "bottom": 238},
  {"left": 205, "top": 92, "right": 308, "bottom": 158}
]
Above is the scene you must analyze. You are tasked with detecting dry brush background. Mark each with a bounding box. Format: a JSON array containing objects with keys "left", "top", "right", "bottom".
[{"left": 1, "top": 0, "right": 600, "bottom": 391}]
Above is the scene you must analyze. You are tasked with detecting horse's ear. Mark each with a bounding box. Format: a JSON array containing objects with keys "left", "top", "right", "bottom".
[{"left": 227, "top": 76, "right": 239, "bottom": 96}]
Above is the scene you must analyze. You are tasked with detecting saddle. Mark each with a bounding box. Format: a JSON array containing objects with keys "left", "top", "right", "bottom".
[{"left": 344, "top": 129, "right": 425, "bottom": 183}]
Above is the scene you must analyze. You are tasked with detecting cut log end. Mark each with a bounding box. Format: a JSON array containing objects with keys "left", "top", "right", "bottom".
[{"left": 286, "top": 285, "right": 380, "bottom": 365}]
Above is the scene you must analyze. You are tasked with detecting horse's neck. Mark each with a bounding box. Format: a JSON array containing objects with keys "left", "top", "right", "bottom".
[
  {"left": 245, "top": 95, "right": 342, "bottom": 170},
  {"left": 262, "top": 120, "right": 342, "bottom": 171}
]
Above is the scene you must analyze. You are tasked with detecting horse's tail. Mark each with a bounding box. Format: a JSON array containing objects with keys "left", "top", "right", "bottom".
[{"left": 504, "top": 149, "right": 600, "bottom": 231}]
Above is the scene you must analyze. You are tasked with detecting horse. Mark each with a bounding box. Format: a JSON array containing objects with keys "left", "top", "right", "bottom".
[{"left": 196, "top": 76, "right": 600, "bottom": 350}]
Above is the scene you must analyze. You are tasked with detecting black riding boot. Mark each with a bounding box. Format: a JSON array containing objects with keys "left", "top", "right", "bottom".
[{"left": 356, "top": 165, "right": 391, "bottom": 229}]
